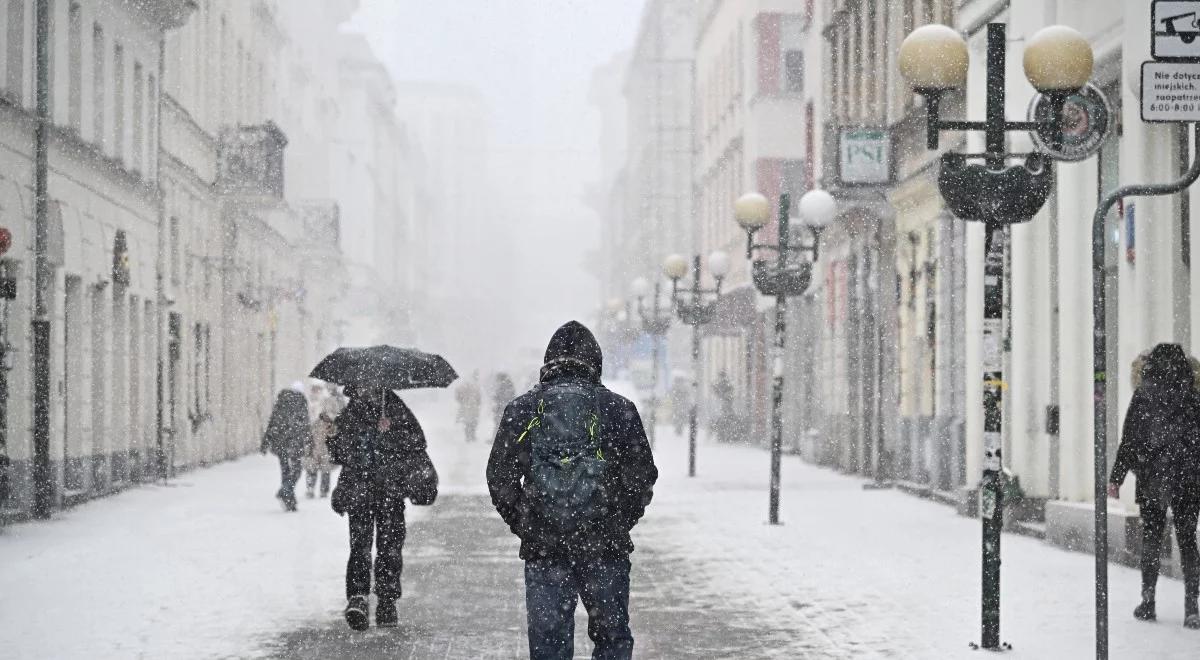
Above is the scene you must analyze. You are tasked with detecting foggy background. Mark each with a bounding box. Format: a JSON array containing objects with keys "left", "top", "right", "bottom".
[{"left": 349, "top": 1, "right": 643, "bottom": 376}]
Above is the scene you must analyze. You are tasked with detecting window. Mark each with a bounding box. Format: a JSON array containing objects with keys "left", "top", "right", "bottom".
[
  {"left": 112, "top": 42, "right": 124, "bottom": 159},
  {"left": 6, "top": 0, "right": 24, "bottom": 102},
  {"left": 169, "top": 216, "right": 180, "bottom": 285},
  {"left": 147, "top": 73, "right": 156, "bottom": 173},
  {"left": 785, "top": 50, "right": 804, "bottom": 93},
  {"left": 67, "top": 2, "right": 81, "bottom": 131},
  {"left": 132, "top": 61, "right": 143, "bottom": 172},
  {"left": 92, "top": 24, "right": 103, "bottom": 145}
]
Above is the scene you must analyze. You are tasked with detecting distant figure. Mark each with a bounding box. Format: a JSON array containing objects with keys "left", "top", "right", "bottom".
[
  {"left": 261, "top": 383, "right": 310, "bottom": 512},
  {"left": 487, "top": 321, "right": 658, "bottom": 660},
  {"left": 304, "top": 381, "right": 341, "bottom": 499},
  {"left": 1109, "top": 343, "right": 1200, "bottom": 628},
  {"left": 668, "top": 375, "right": 690, "bottom": 436},
  {"left": 456, "top": 371, "right": 483, "bottom": 442},
  {"left": 492, "top": 372, "right": 516, "bottom": 424},
  {"left": 329, "top": 386, "right": 438, "bottom": 631},
  {"left": 711, "top": 371, "right": 736, "bottom": 443}
]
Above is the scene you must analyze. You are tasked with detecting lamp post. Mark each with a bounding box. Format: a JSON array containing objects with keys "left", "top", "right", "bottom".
[
  {"left": 664, "top": 251, "right": 728, "bottom": 477},
  {"left": 734, "top": 189, "right": 833, "bottom": 525},
  {"left": 898, "top": 22, "right": 1093, "bottom": 651},
  {"left": 632, "top": 276, "right": 673, "bottom": 448}
]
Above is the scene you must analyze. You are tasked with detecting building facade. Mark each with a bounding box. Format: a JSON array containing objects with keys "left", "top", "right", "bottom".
[{"left": 0, "top": 0, "right": 417, "bottom": 521}]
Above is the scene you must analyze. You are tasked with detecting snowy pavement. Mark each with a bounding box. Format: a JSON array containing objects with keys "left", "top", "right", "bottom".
[{"left": 2, "top": 392, "right": 1198, "bottom": 658}]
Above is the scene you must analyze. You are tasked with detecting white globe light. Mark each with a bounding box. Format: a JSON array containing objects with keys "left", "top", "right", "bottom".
[
  {"left": 1023, "top": 25, "right": 1093, "bottom": 93},
  {"left": 662, "top": 253, "right": 690, "bottom": 281},
  {"left": 708, "top": 250, "right": 730, "bottom": 278},
  {"left": 734, "top": 192, "right": 772, "bottom": 230},
  {"left": 631, "top": 276, "right": 650, "bottom": 298},
  {"left": 798, "top": 189, "right": 837, "bottom": 229},
  {"left": 898, "top": 24, "right": 969, "bottom": 91}
]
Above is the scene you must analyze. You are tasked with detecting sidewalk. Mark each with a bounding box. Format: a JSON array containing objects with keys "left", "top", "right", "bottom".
[{"left": 2, "top": 392, "right": 1198, "bottom": 658}]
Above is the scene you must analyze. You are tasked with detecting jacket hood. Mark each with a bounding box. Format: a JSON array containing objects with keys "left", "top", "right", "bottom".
[
  {"left": 1143, "top": 343, "right": 1194, "bottom": 392},
  {"left": 541, "top": 321, "right": 602, "bottom": 383}
]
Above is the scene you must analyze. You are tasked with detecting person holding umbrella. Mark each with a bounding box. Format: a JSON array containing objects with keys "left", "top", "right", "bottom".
[
  {"left": 260, "top": 383, "right": 311, "bottom": 512},
  {"left": 311, "top": 345, "right": 453, "bottom": 631}
]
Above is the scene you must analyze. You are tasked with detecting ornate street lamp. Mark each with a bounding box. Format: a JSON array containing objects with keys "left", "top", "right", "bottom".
[
  {"left": 631, "top": 276, "right": 672, "bottom": 448},
  {"left": 735, "top": 190, "right": 833, "bottom": 526},
  {"left": 664, "top": 251, "right": 728, "bottom": 477},
  {"left": 899, "top": 21, "right": 1093, "bottom": 652}
]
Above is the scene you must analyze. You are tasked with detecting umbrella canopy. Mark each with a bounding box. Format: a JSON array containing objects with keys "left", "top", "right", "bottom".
[{"left": 309, "top": 345, "right": 458, "bottom": 391}]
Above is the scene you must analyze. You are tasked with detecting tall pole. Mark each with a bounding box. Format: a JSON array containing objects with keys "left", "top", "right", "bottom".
[
  {"left": 768, "top": 193, "right": 790, "bottom": 526},
  {"left": 688, "top": 256, "right": 701, "bottom": 478},
  {"left": 31, "top": 0, "right": 52, "bottom": 519},
  {"left": 978, "top": 23, "right": 1006, "bottom": 651}
]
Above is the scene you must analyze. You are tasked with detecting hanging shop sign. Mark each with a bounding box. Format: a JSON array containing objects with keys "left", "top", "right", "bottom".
[
  {"left": 838, "top": 128, "right": 893, "bottom": 186},
  {"left": 1028, "top": 83, "right": 1113, "bottom": 161}
]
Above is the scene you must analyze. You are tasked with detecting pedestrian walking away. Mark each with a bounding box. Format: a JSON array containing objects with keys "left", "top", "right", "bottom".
[
  {"left": 487, "top": 320, "right": 658, "bottom": 660},
  {"left": 329, "top": 385, "right": 439, "bottom": 631},
  {"left": 493, "top": 372, "right": 516, "bottom": 426},
  {"left": 1109, "top": 343, "right": 1200, "bottom": 629},
  {"left": 260, "top": 383, "right": 311, "bottom": 512},
  {"left": 304, "top": 381, "right": 342, "bottom": 499},
  {"left": 456, "top": 371, "right": 483, "bottom": 442}
]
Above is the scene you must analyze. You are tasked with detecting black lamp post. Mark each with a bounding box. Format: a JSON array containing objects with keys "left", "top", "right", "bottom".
[
  {"left": 898, "top": 21, "right": 1094, "bottom": 651},
  {"left": 632, "top": 277, "right": 673, "bottom": 448},
  {"left": 734, "top": 190, "right": 833, "bottom": 525},
  {"left": 664, "top": 252, "right": 728, "bottom": 478}
]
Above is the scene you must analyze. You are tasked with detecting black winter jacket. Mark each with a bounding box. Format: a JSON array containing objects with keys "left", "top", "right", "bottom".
[
  {"left": 1111, "top": 343, "right": 1200, "bottom": 507},
  {"left": 330, "top": 391, "right": 438, "bottom": 515},
  {"left": 262, "top": 390, "right": 310, "bottom": 458},
  {"left": 486, "top": 321, "right": 658, "bottom": 560}
]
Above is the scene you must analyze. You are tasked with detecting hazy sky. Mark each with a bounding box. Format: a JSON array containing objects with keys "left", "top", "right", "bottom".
[{"left": 348, "top": 1, "right": 643, "bottom": 371}]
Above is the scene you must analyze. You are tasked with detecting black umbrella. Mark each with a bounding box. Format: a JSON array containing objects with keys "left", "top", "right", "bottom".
[{"left": 309, "top": 346, "right": 458, "bottom": 391}]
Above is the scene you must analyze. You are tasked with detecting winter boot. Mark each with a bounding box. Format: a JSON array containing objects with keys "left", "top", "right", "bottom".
[
  {"left": 1134, "top": 587, "right": 1157, "bottom": 622},
  {"left": 375, "top": 598, "right": 398, "bottom": 628},
  {"left": 1186, "top": 597, "right": 1200, "bottom": 629},
  {"left": 344, "top": 595, "right": 369, "bottom": 631}
]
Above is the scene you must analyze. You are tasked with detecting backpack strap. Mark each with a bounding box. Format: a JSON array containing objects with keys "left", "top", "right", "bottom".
[
  {"left": 587, "top": 387, "right": 603, "bottom": 460},
  {"left": 516, "top": 385, "right": 544, "bottom": 444}
]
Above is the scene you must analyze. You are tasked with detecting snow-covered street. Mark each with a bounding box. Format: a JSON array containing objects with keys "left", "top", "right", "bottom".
[{"left": 1, "top": 393, "right": 1197, "bottom": 659}]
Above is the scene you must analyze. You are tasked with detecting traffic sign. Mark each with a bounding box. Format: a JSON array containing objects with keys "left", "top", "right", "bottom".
[
  {"left": 1141, "top": 60, "right": 1200, "bottom": 121},
  {"left": 1153, "top": 1, "right": 1200, "bottom": 61}
]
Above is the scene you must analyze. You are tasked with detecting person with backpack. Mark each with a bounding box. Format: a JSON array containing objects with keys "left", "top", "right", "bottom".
[
  {"left": 487, "top": 321, "right": 658, "bottom": 660},
  {"left": 1109, "top": 343, "right": 1200, "bottom": 629},
  {"left": 260, "top": 383, "right": 311, "bottom": 512},
  {"left": 329, "top": 385, "right": 438, "bottom": 631}
]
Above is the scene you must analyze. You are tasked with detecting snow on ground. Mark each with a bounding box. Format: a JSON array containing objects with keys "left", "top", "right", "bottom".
[
  {"left": 2, "top": 384, "right": 1198, "bottom": 659},
  {"left": 641, "top": 427, "right": 1199, "bottom": 659},
  {"left": 0, "top": 393, "right": 460, "bottom": 660}
]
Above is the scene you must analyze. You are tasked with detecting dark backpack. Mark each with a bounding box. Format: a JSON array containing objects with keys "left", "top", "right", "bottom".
[{"left": 521, "top": 383, "right": 608, "bottom": 535}]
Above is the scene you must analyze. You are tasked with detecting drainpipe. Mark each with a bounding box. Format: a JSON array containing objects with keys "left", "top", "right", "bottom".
[
  {"left": 154, "top": 37, "right": 166, "bottom": 482},
  {"left": 31, "top": 0, "right": 52, "bottom": 518}
]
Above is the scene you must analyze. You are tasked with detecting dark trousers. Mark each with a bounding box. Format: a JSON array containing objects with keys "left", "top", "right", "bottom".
[
  {"left": 524, "top": 556, "right": 632, "bottom": 660},
  {"left": 276, "top": 453, "right": 302, "bottom": 505},
  {"left": 305, "top": 469, "right": 332, "bottom": 496},
  {"left": 1141, "top": 491, "right": 1200, "bottom": 599},
  {"left": 346, "top": 497, "right": 407, "bottom": 602}
]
